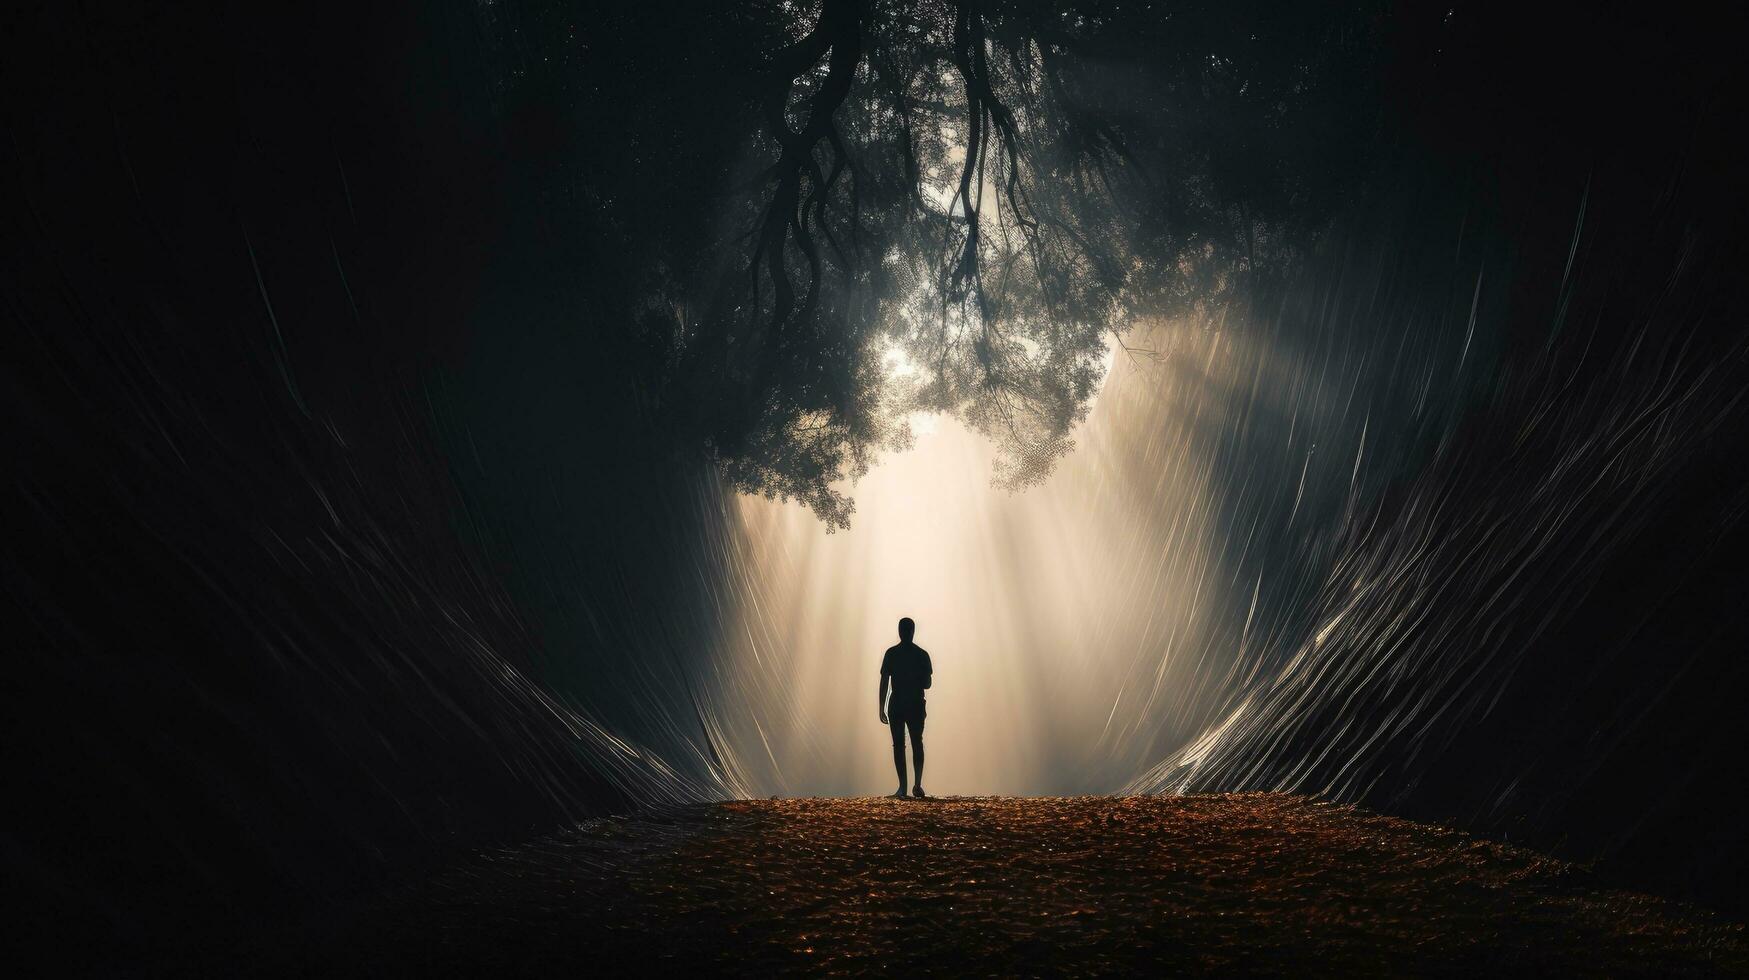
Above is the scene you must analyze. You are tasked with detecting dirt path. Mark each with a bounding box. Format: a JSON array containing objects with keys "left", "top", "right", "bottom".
[{"left": 296, "top": 794, "right": 1744, "bottom": 976}]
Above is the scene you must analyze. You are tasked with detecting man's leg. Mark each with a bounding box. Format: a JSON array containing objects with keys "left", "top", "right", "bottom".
[
  {"left": 889, "top": 713, "right": 908, "bottom": 795},
  {"left": 908, "top": 716, "right": 925, "bottom": 796}
]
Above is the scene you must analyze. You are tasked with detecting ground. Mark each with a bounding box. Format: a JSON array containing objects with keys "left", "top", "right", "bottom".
[{"left": 270, "top": 794, "right": 1744, "bottom": 976}]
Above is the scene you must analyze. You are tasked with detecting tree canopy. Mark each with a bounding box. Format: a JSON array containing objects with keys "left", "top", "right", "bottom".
[{"left": 505, "top": 0, "right": 1392, "bottom": 524}]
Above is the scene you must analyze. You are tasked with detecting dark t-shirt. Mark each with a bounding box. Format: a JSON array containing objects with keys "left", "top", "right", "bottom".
[{"left": 881, "top": 642, "right": 932, "bottom": 715}]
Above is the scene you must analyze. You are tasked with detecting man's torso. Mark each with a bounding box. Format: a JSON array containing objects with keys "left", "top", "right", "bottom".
[{"left": 883, "top": 642, "right": 931, "bottom": 715}]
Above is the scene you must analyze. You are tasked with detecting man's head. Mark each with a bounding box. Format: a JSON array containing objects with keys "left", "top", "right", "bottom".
[{"left": 898, "top": 617, "right": 915, "bottom": 642}]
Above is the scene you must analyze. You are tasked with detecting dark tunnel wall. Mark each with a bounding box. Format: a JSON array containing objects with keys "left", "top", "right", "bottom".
[
  {"left": 3, "top": 0, "right": 733, "bottom": 957},
  {"left": 1135, "top": 0, "right": 1749, "bottom": 912}
]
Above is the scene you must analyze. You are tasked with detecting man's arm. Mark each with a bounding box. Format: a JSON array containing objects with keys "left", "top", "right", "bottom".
[
  {"left": 878, "top": 672, "right": 890, "bottom": 724},
  {"left": 922, "top": 650, "right": 933, "bottom": 690}
]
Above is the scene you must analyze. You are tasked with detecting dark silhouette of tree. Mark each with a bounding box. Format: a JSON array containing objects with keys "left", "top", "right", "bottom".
[{"left": 521, "top": 0, "right": 1391, "bottom": 525}]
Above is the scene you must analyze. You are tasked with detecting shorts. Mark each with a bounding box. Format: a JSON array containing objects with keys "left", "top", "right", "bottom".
[{"left": 889, "top": 703, "right": 925, "bottom": 745}]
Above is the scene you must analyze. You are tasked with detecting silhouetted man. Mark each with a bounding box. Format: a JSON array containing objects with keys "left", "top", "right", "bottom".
[{"left": 879, "top": 617, "right": 933, "bottom": 798}]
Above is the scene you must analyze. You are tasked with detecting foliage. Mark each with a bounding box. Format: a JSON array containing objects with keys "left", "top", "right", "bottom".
[{"left": 511, "top": 0, "right": 1390, "bottom": 524}]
